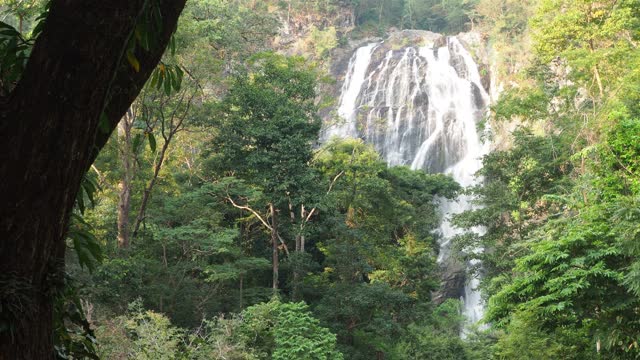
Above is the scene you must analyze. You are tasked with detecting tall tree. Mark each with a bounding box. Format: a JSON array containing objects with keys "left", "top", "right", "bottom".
[
  {"left": 116, "top": 107, "right": 138, "bottom": 248},
  {"left": 531, "top": 0, "right": 640, "bottom": 100},
  {"left": 0, "top": 1, "right": 186, "bottom": 357},
  {"left": 207, "top": 53, "right": 322, "bottom": 292}
]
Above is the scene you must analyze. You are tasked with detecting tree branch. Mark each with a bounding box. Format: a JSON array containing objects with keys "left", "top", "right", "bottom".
[
  {"left": 303, "top": 170, "right": 344, "bottom": 226},
  {"left": 225, "top": 195, "right": 289, "bottom": 256},
  {"left": 225, "top": 195, "right": 273, "bottom": 231},
  {"left": 89, "top": 0, "right": 188, "bottom": 166}
]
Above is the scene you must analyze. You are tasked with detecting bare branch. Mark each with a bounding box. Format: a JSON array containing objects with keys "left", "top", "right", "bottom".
[
  {"left": 277, "top": 234, "right": 290, "bottom": 256},
  {"left": 225, "top": 195, "right": 273, "bottom": 231},
  {"left": 303, "top": 170, "right": 344, "bottom": 226}
]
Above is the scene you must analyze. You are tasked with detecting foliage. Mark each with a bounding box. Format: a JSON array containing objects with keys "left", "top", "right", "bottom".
[
  {"left": 452, "top": 127, "right": 573, "bottom": 288},
  {"left": 309, "top": 25, "right": 338, "bottom": 58},
  {"left": 95, "top": 300, "right": 183, "bottom": 359},
  {"left": 531, "top": 0, "right": 640, "bottom": 98},
  {"left": 353, "top": 0, "right": 477, "bottom": 34},
  {"left": 53, "top": 277, "right": 99, "bottom": 360},
  {"left": 0, "top": 20, "right": 30, "bottom": 94},
  {"left": 54, "top": 172, "right": 103, "bottom": 359},
  {"left": 486, "top": 201, "right": 640, "bottom": 355},
  {"left": 175, "top": 0, "right": 277, "bottom": 93},
  {"left": 186, "top": 316, "right": 259, "bottom": 360},
  {"left": 95, "top": 299, "right": 341, "bottom": 359},
  {"left": 452, "top": 1, "right": 640, "bottom": 358},
  {"left": 208, "top": 52, "right": 321, "bottom": 202},
  {"left": 394, "top": 300, "right": 469, "bottom": 360},
  {"left": 471, "top": 0, "right": 535, "bottom": 82},
  {"left": 87, "top": 181, "right": 272, "bottom": 327},
  {"left": 492, "top": 309, "right": 590, "bottom": 360},
  {"left": 309, "top": 139, "right": 460, "bottom": 358},
  {"left": 0, "top": 0, "right": 48, "bottom": 94},
  {"left": 239, "top": 299, "right": 343, "bottom": 360}
]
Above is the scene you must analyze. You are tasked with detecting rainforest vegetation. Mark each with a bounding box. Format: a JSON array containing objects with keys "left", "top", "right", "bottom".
[{"left": 1, "top": 0, "right": 640, "bottom": 359}]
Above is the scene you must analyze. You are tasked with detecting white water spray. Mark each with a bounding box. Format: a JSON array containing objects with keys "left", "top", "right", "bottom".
[{"left": 325, "top": 42, "right": 378, "bottom": 139}]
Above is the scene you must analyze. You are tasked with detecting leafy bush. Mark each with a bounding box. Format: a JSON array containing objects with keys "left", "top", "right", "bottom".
[{"left": 239, "top": 298, "right": 343, "bottom": 360}]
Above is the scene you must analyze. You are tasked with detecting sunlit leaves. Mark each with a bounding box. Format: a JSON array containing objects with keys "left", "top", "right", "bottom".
[{"left": 531, "top": 0, "right": 640, "bottom": 98}]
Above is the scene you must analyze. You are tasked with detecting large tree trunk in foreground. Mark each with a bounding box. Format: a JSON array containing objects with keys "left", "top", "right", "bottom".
[{"left": 0, "top": 1, "right": 185, "bottom": 358}]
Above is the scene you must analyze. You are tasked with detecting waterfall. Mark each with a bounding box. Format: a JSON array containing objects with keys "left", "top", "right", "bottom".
[
  {"left": 323, "top": 33, "right": 490, "bottom": 327},
  {"left": 326, "top": 42, "right": 379, "bottom": 139}
]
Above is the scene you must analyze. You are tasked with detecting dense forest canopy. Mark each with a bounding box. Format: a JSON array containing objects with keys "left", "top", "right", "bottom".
[{"left": 1, "top": 0, "right": 640, "bottom": 359}]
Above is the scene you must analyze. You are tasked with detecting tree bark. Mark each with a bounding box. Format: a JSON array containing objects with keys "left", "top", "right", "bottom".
[
  {"left": 0, "top": 1, "right": 185, "bottom": 358},
  {"left": 131, "top": 90, "right": 191, "bottom": 237},
  {"left": 239, "top": 274, "right": 244, "bottom": 311},
  {"left": 270, "top": 203, "right": 279, "bottom": 292},
  {"left": 593, "top": 64, "right": 604, "bottom": 99},
  {"left": 117, "top": 109, "right": 136, "bottom": 248},
  {"left": 132, "top": 137, "right": 170, "bottom": 237}
]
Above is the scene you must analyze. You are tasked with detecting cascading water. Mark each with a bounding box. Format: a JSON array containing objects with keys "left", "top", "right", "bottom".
[
  {"left": 325, "top": 42, "right": 379, "bottom": 139},
  {"left": 323, "top": 32, "right": 490, "bottom": 328}
]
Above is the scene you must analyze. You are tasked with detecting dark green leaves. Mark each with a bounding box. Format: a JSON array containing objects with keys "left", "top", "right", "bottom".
[
  {"left": 70, "top": 173, "right": 103, "bottom": 272},
  {"left": 146, "top": 131, "right": 156, "bottom": 152},
  {"left": 75, "top": 172, "right": 99, "bottom": 215},
  {"left": 148, "top": 63, "right": 184, "bottom": 95},
  {"left": 0, "top": 21, "right": 31, "bottom": 94},
  {"left": 132, "top": 133, "right": 144, "bottom": 154},
  {"left": 209, "top": 52, "right": 321, "bottom": 207},
  {"left": 68, "top": 214, "right": 103, "bottom": 272},
  {"left": 53, "top": 276, "right": 100, "bottom": 360}
]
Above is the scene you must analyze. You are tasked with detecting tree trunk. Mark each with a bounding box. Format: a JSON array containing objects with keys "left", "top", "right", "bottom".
[
  {"left": 292, "top": 204, "right": 303, "bottom": 300},
  {"left": 117, "top": 178, "right": 132, "bottom": 248},
  {"left": 270, "top": 203, "right": 279, "bottom": 292},
  {"left": 239, "top": 274, "right": 244, "bottom": 311},
  {"left": 0, "top": 1, "right": 185, "bottom": 357},
  {"left": 289, "top": 201, "right": 300, "bottom": 251},
  {"left": 132, "top": 128, "right": 173, "bottom": 237},
  {"left": 588, "top": 39, "right": 604, "bottom": 99},
  {"left": 593, "top": 64, "right": 604, "bottom": 99},
  {"left": 117, "top": 110, "right": 136, "bottom": 248}
]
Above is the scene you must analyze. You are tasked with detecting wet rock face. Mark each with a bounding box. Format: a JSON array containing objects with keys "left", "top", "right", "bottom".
[
  {"left": 434, "top": 260, "right": 467, "bottom": 305},
  {"left": 324, "top": 30, "right": 490, "bottom": 172}
]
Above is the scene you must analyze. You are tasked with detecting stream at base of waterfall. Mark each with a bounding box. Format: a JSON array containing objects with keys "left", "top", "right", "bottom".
[{"left": 323, "top": 32, "right": 490, "bottom": 332}]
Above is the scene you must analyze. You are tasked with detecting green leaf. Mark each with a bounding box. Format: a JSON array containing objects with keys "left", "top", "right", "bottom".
[
  {"left": 175, "top": 65, "right": 184, "bottom": 84},
  {"left": 126, "top": 50, "right": 140, "bottom": 72},
  {"left": 156, "top": 64, "right": 165, "bottom": 90},
  {"left": 169, "top": 33, "right": 176, "bottom": 56},
  {"left": 164, "top": 69, "right": 172, "bottom": 95},
  {"left": 76, "top": 189, "right": 85, "bottom": 214},
  {"left": 68, "top": 214, "right": 103, "bottom": 272},
  {"left": 149, "top": 69, "right": 159, "bottom": 89},
  {"left": 132, "top": 133, "right": 144, "bottom": 154},
  {"left": 171, "top": 65, "right": 182, "bottom": 91},
  {"left": 147, "top": 132, "right": 156, "bottom": 152}
]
